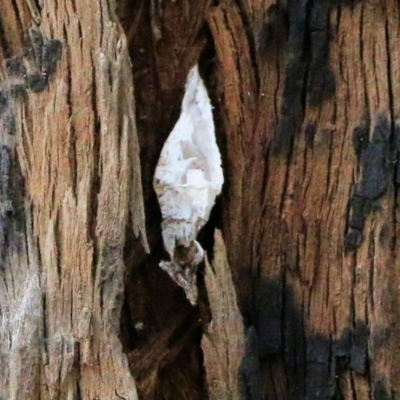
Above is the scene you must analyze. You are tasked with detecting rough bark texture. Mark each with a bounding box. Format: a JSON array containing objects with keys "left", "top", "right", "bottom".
[
  {"left": 202, "top": 230, "right": 246, "bottom": 400},
  {"left": 207, "top": 1, "right": 400, "bottom": 398},
  {"left": 0, "top": 1, "right": 146, "bottom": 399},
  {"left": 2, "top": 0, "right": 400, "bottom": 399}
]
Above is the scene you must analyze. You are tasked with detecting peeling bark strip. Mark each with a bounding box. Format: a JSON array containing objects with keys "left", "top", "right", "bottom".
[
  {"left": 0, "top": 0, "right": 147, "bottom": 399},
  {"left": 202, "top": 230, "right": 246, "bottom": 400}
]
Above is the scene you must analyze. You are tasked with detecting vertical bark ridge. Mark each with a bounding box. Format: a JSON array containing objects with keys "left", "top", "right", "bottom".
[
  {"left": 202, "top": 230, "right": 246, "bottom": 400},
  {"left": 0, "top": 0, "right": 147, "bottom": 399}
]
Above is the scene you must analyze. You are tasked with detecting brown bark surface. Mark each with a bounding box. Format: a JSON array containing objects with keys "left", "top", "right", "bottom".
[
  {"left": 0, "top": 1, "right": 146, "bottom": 399},
  {"left": 206, "top": 1, "right": 400, "bottom": 398},
  {"left": 202, "top": 230, "right": 246, "bottom": 400},
  {"left": 2, "top": 0, "right": 400, "bottom": 399}
]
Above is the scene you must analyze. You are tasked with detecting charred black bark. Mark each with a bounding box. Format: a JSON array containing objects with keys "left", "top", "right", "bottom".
[{"left": 346, "top": 115, "right": 395, "bottom": 250}]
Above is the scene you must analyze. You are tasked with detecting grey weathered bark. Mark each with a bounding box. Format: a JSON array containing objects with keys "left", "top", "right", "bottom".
[{"left": 2, "top": 0, "right": 400, "bottom": 399}]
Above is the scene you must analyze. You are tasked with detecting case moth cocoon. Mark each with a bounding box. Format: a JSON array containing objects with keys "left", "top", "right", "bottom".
[{"left": 153, "top": 64, "right": 223, "bottom": 304}]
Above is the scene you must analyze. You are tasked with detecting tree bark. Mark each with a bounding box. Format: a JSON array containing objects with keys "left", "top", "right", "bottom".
[
  {"left": 205, "top": 1, "right": 400, "bottom": 398},
  {"left": 0, "top": 1, "right": 146, "bottom": 399},
  {"left": 2, "top": 0, "right": 400, "bottom": 399}
]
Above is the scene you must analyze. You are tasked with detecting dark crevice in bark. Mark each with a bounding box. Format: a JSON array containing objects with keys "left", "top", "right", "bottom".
[
  {"left": 358, "top": 3, "right": 368, "bottom": 118},
  {"left": 88, "top": 53, "right": 101, "bottom": 285},
  {"left": 10, "top": 0, "right": 24, "bottom": 39},
  {"left": 63, "top": 26, "right": 77, "bottom": 199},
  {"left": 41, "top": 286, "right": 49, "bottom": 351},
  {"left": 384, "top": 20, "right": 395, "bottom": 140},
  {"left": 117, "top": 1, "right": 217, "bottom": 396},
  {"left": 69, "top": 0, "right": 77, "bottom": 16},
  {"left": 74, "top": 340, "right": 83, "bottom": 400},
  {"left": 54, "top": 212, "right": 62, "bottom": 285},
  {"left": 325, "top": 128, "right": 334, "bottom": 196},
  {"left": 0, "top": 18, "right": 12, "bottom": 59},
  {"left": 234, "top": 0, "right": 260, "bottom": 92},
  {"left": 349, "top": 371, "right": 358, "bottom": 400}
]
